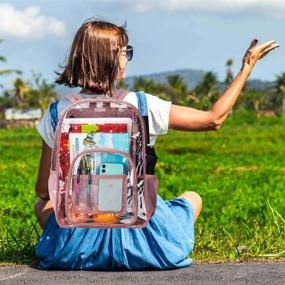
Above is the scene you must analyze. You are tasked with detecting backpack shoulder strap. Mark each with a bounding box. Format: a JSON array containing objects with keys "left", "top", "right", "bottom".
[
  {"left": 135, "top": 91, "right": 148, "bottom": 116},
  {"left": 112, "top": 88, "right": 129, "bottom": 101},
  {"left": 113, "top": 88, "right": 148, "bottom": 116},
  {"left": 49, "top": 100, "right": 59, "bottom": 132},
  {"left": 65, "top": 93, "right": 83, "bottom": 103},
  {"left": 49, "top": 93, "right": 83, "bottom": 132},
  {"left": 135, "top": 91, "right": 150, "bottom": 146},
  {"left": 135, "top": 91, "right": 157, "bottom": 174},
  {"left": 113, "top": 89, "right": 150, "bottom": 144}
]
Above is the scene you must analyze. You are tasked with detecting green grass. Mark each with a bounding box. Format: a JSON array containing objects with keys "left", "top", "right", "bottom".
[
  {"left": 0, "top": 128, "right": 42, "bottom": 265},
  {"left": 0, "top": 111, "right": 284, "bottom": 265}
]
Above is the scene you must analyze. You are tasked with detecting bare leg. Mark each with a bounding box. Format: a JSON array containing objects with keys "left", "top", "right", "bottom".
[
  {"left": 34, "top": 198, "right": 54, "bottom": 229},
  {"left": 177, "top": 191, "right": 202, "bottom": 223}
]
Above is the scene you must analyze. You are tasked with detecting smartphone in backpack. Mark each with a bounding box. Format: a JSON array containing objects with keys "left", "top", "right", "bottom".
[
  {"left": 99, "top": 163, "right": 124, "bottom": 175},
  {"left": 97, "top": 163, "right": 124, "bottom": 212}
]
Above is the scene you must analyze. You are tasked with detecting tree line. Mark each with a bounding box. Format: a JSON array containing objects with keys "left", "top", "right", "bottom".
[
  {"left": 1, "top": 39, "right": 285, "bottom": 119},
  {"left": 0, "top": 39, "right": 57, "bottom": 119}
]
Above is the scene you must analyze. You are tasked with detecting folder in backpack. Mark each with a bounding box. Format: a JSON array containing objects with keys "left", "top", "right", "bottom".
[{"left": 63, "top": 118, "right": 132, "bottom": 174}]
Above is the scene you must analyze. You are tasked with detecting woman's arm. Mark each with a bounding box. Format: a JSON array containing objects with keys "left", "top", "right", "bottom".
[
  {"left": 169, "top": 39, "right": 279, "bottom": 131},
  {"left": 35, "top": 139, "right": 52, "bottom": 201}
]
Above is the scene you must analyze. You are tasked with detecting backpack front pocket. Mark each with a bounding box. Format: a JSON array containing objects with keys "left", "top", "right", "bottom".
[
  {"left": 70, "top": 174, "right": 128, "bottom": 216},
  {"left": 65, "top": 148, "right": 138, "bottom": 227}
]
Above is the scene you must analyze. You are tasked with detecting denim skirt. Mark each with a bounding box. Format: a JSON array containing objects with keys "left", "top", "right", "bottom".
[{"left": 35, "top": 194, "right": 195, "bottom": 270}]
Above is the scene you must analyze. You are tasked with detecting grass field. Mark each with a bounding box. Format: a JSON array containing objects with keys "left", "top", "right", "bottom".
[{"left": 0, "top": 110, "right": 284, "bottom": 265}]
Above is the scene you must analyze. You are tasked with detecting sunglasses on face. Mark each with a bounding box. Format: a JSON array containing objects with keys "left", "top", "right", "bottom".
[{"left": 123, "top": 45, "right": 133, "bottom": 61}]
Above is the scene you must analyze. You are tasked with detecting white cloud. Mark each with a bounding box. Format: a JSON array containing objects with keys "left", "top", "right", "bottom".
[
  {"left": 132, "top": 0, "right": 285, "bottom": 12},
  {"left": 0, "top": 3, "right": 66, "bottom": 40},
  {"left": 106, "top": 0, "right": 285, "bottom": 18}
]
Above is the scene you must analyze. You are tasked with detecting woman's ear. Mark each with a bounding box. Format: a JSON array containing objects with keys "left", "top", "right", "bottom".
[
  {"left": 117, "top": 47, "right": 128, "bottom": 80},
  {"left": 117, "top": 61, "right": 126, "bottom": 80}
]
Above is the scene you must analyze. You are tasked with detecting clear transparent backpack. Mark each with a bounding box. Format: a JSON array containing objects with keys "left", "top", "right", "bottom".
[{"left": 48, "top": 89, "right": 158, "bottom": 228}]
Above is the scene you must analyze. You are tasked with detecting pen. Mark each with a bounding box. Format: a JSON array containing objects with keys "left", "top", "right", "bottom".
[
  {"left": 87, "top": 167, "right": 91, "bottom": 211},
  {"left": 75, "top": 167, "right": 81, "bottom": 213}
]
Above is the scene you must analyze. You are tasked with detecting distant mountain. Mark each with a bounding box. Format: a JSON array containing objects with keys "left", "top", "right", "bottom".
[
  {"left": 126, "top": 69, "right": 274, "bottom": 92},
  {"left": 244, "top": 79, "right": 274, "bottom": 91},
  {"left": 125, "top": 68, "right": 206, "bottom": 90},
  {"left": 219, "top": 79, "right": 274, "bottom": 93},
  {"left": 54, "top": 68, "right": 275, "bottom": 97}
]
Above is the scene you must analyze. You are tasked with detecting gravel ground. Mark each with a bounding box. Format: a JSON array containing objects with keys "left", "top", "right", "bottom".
[{"left": 0, "top": 260, "right": 284, "bottom": 285}]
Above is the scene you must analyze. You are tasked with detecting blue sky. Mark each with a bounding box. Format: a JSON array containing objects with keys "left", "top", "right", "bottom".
[{"left": 0, "top": 0, "right": 284, "bottom": 90}]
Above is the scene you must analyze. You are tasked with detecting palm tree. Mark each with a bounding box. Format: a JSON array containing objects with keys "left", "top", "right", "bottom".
[
  {"left": 166, "top": 74, "right": 187, "bottom": 105},
  {"left": 14, "top": 77, "right": 31, "bottom": 106},
  {"left": 225, "top": 58, "right": 234, "bottom": 85},
  {"left": 37, "top": 84, "right": 58, "bottom": 117},
  {"left": 274, "top": 72, "right": 285, "bottom": 116},
  {"left": 0, "top": 39, "right": 22, "bottom": 87},
  {"left": 133, "top": 76, "right": 157, "bottom": 94},
  {"left": 167, "top": 75, "right": 186, "bottom": 92},
  {"left": 11, "top": 77, "right": 31, "bottom": 108},
  {"left": 192, "top": 71, "right": 220, "bottom": 109},
  {"left": 0, "top": 39, "right": 22, "bottom": 121},
  {"left": 5, "top": 72, "right": 58, "bottom": 116},
  {"left": 195, "top": 72, "right": 218, "bottom": 95},
  {"left": 242, "top": 89, "right": 268, "bottom": 113},
  {"left": 29, "top": 72, "right": 59, "bottom": 116}
]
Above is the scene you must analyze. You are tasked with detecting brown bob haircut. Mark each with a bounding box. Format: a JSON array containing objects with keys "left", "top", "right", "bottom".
[{"left": 55, "top": 17, "right": 129, "bottom": 96}]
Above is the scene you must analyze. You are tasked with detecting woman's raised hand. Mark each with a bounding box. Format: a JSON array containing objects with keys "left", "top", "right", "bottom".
[{"left": 241, "top": 39, "right": 279, "bottom": 74}]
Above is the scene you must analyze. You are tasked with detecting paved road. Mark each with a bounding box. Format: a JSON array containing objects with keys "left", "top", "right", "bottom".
[{"left": 0, "top": 261, "right": 284, "bottom": 285}]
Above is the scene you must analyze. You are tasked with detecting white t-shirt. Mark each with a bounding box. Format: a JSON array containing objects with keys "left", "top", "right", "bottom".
[{"left": 36, "top": 91, "right": 172, "bottom": 147}]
